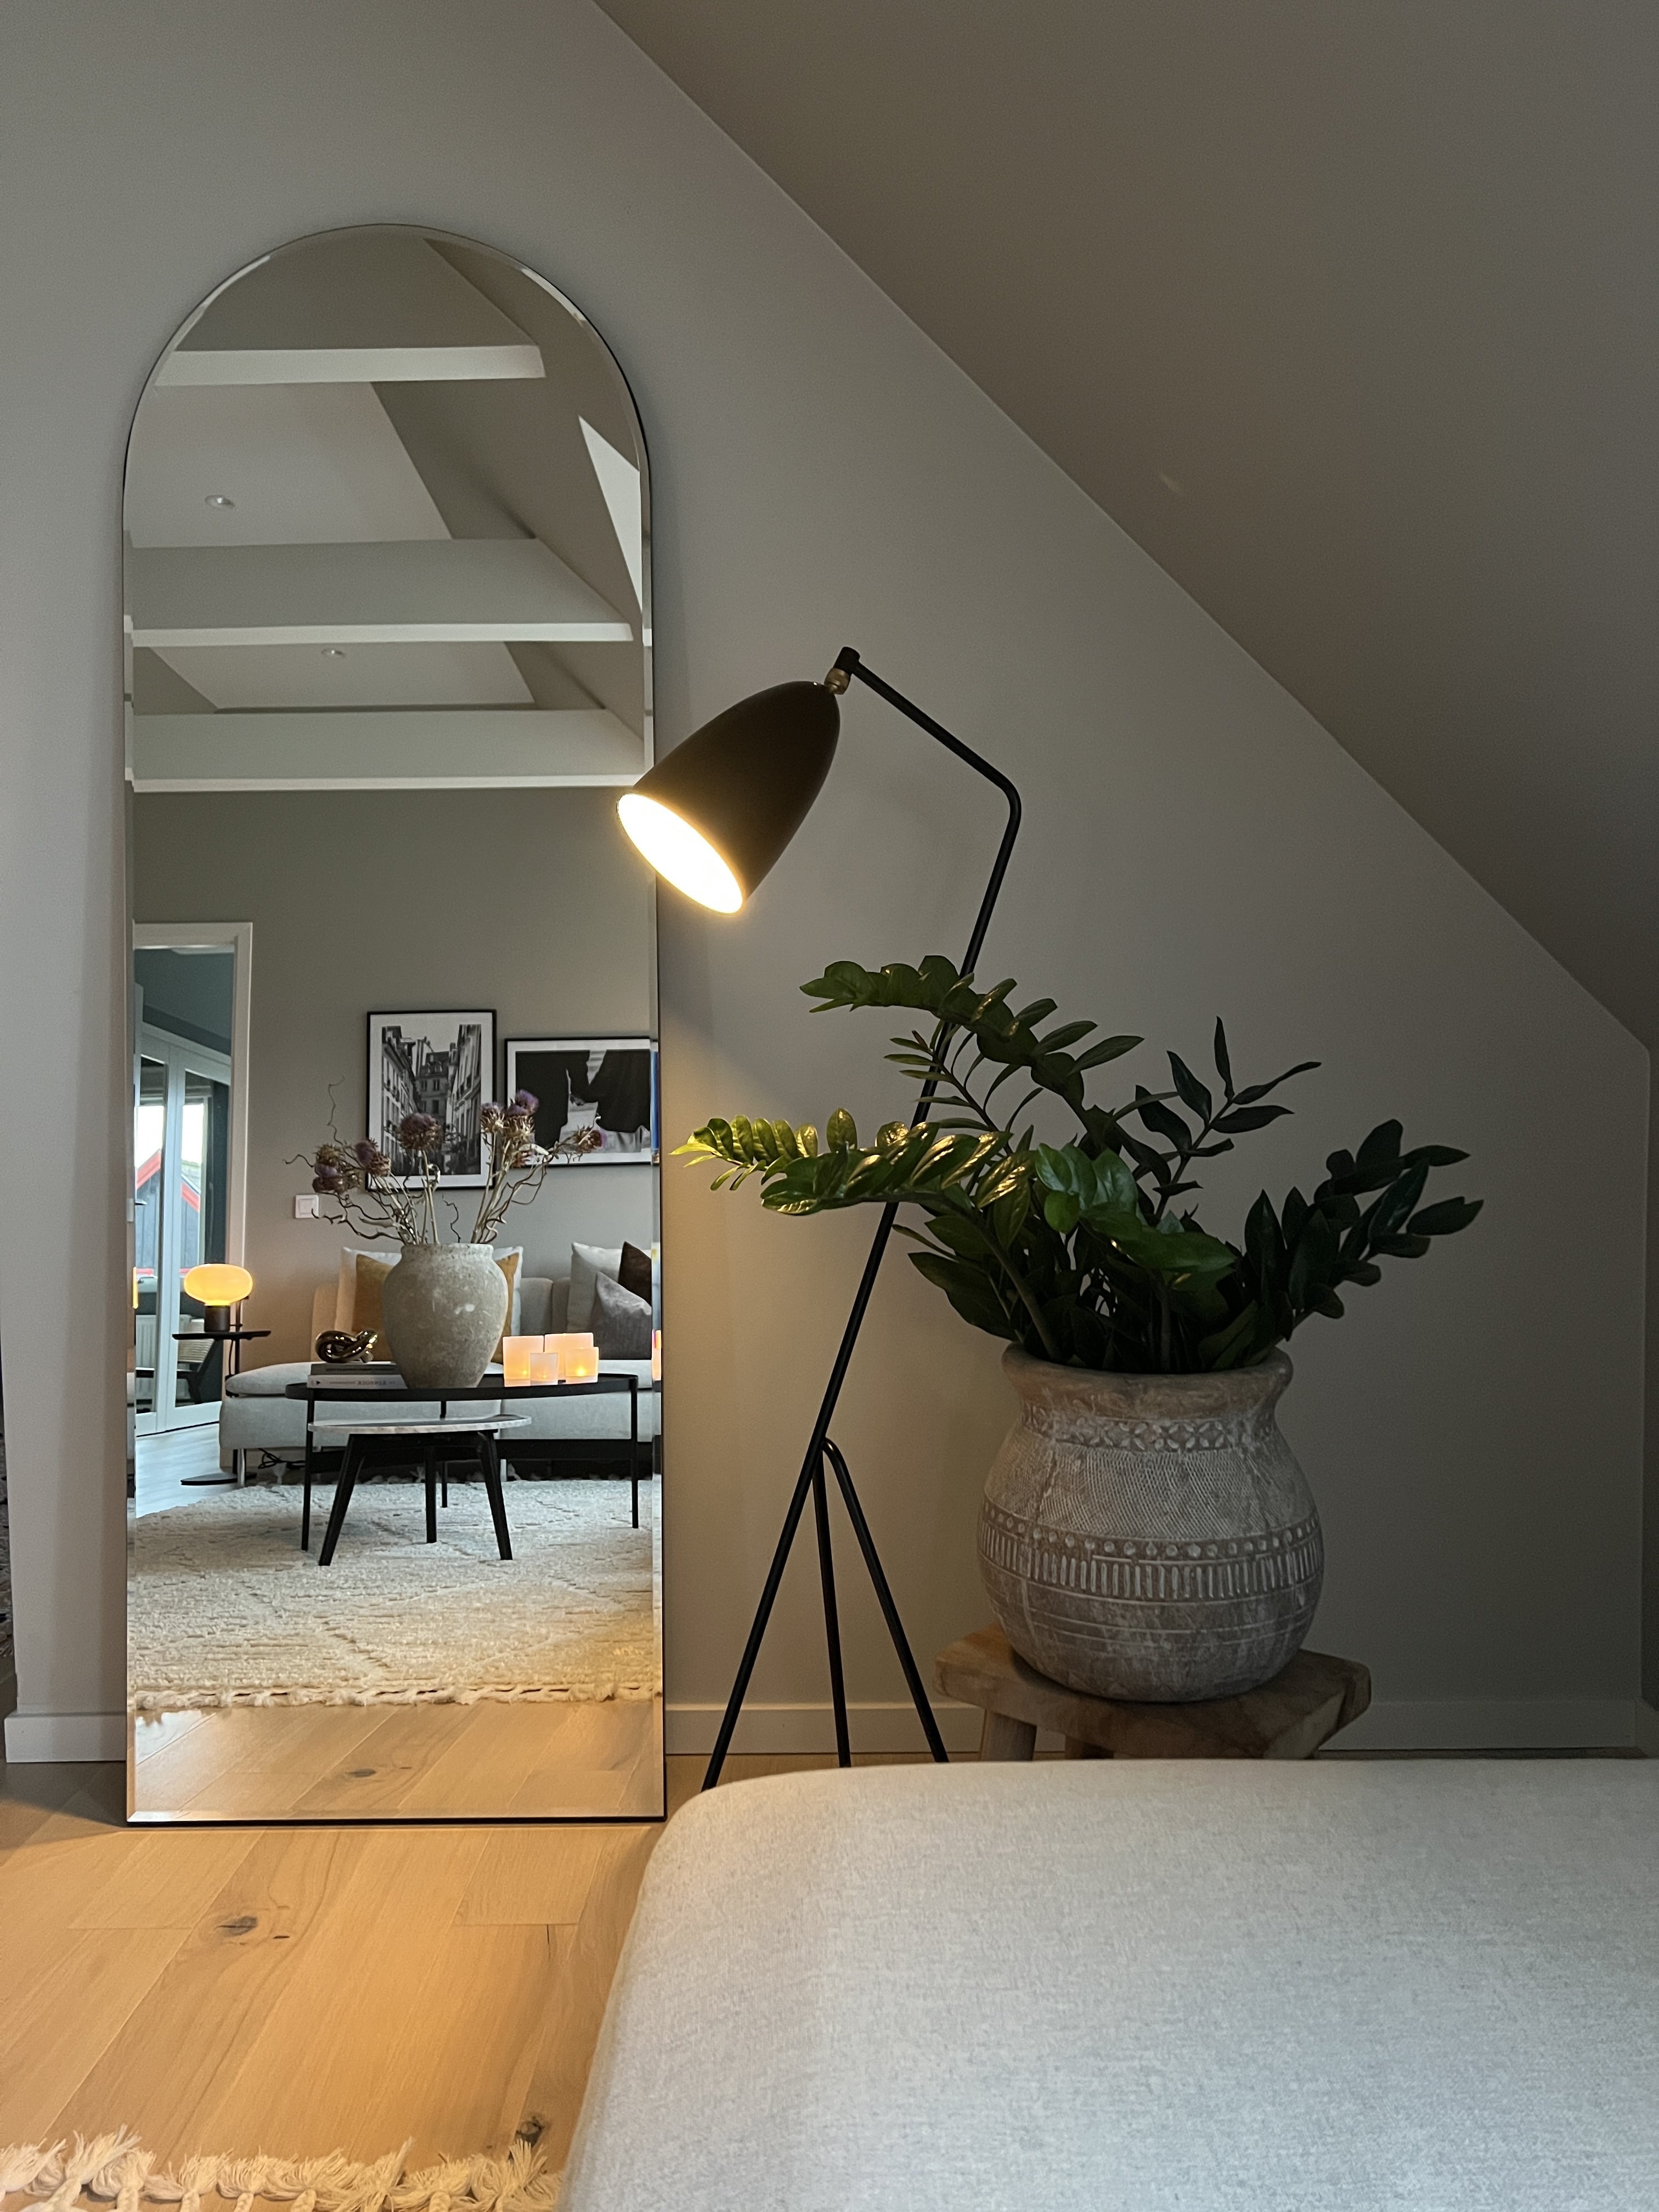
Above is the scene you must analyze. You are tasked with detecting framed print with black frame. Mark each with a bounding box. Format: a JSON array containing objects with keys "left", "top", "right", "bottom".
[
  {"left": 368, "top": 1008, "right": 495, "bottom": 1187},
  {"left": 505, "top": 1036, "right": 658, "bottom": 1164}
]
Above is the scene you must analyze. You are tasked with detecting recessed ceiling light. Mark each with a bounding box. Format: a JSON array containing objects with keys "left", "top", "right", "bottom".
[
  {"left": 204, "top": 493, "right": 236, "bottom": 509},
  {"left": 321, "top": 647, "right": 346, "bottom": 658}
]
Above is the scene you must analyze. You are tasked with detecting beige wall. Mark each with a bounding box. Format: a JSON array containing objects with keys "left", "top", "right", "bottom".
[
  {"left": 0, "top": 0, "right": 1646, "bottom": 1754},
  {"left": 133, "top": 789, "right": 658, "bottom": 1362}
]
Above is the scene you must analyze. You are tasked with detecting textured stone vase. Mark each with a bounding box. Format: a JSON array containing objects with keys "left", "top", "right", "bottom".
[
  {"left": 978, "top": 1347, "right": 1321, "bottom": 1702},
  {"left": 377, "top": 1242, "right": 507, "bottom": 1390}
]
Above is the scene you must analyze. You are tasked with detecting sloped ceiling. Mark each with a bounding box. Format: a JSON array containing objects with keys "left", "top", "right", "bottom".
[{"left": 599, "top": 0, "right": 1659, "bottom": 1042}]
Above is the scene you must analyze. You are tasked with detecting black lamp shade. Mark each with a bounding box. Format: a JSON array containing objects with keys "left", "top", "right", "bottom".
[{"left": 618, "top": 680, "right": 840, "bottom": 910}]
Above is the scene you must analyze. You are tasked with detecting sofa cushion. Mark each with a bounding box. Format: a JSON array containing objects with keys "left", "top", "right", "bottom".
[
  {"left": 568, "top": 1242, "right": 623, "bottom": 1330},
  {"left": 618, "top": 1240, "right": 653, "bottom": 1302},
  {"left": 561, "top": 1760, "right": 1659, "bottom": 2212},
  {"left": 224, "top": 1361, "right": 313, "bottom": 1397},
  {"left": 592, "top": 1270, "right": 652, "bottom": 1359}
]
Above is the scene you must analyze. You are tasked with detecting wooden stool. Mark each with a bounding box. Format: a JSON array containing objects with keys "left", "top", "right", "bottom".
[{"left": 935, "top": 1626, "right": 1370, "bottom": 1761}]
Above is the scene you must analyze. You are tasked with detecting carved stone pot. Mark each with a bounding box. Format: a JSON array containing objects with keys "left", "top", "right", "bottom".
[
  {"left": 377, "top": 1242, "right": 507, "bottom": 1391},
  {"left": 978, "top": 1347, "right": 1322, "bottom": 1702}
]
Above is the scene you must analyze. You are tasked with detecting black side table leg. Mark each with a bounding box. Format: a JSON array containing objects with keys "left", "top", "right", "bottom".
[
  {"left": 317, "top": 1435, "right": 362, "bottom": 1567},
  {"left": 425, "top": 1444, "right": 438, "bottom": 1543},
  {"left": 302, "top": 1409, "right": 315, "bottom": 1550},
  {"left": 479, "top": 1434, "right": 513, "bottom": 1560}
]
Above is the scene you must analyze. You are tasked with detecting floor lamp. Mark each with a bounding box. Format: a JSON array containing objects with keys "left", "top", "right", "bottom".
[{"left": 618, "top": 647, "right": 1022, "bottom": 1787}]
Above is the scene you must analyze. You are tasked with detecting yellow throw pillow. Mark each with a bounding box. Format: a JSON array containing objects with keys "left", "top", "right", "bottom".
[
  {"left": 351, "top": 1252, "right": 398, "bottom": 1343},
  {"left": 493, "top": 1246, "right": 522, "bottom": 1360}
]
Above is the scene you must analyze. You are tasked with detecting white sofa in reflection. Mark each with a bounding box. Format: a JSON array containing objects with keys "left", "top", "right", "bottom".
[{"left": 218, "top": 1267, "right": 658, "bottom": 1475}]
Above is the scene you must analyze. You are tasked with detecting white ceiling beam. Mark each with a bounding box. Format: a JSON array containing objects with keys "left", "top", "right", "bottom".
[
  {"left": 158, "top": 342, "right": 544, "bottom": 386},
  {"left": 128, "top": 539, "right": 633, "bottom": 647},
  {"left": 157, "top": 233, "right": 544, "bottom": 385},
  {"left": 131, "top": 709, "right": 647, "bottom": 792}
]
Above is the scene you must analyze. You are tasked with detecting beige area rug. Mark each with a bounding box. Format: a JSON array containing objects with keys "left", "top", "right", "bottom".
[
  {"left": 128, "top": 1479, "right": 658, "bottom": 1712},
  {"left": 0, "top": 2133, "right": 559, "bottom": 2212}
]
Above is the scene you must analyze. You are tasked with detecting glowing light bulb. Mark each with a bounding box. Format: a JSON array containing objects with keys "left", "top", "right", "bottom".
[{"left": 617, "top": 793, "right": 742, "bottom": 913}]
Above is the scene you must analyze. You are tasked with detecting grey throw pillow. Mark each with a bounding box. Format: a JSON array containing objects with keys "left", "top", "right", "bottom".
[{"left": 592, "top": 1268, "right": 652, "bottom": 1360}]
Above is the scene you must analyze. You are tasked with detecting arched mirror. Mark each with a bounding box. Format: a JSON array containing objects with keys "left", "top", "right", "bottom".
[{"left": 124, "top": 227, "right": 663, "bottom": 1822}]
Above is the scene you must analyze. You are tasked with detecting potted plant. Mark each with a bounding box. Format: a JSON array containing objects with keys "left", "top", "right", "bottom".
[
  {"left": 681, "top": 956, "right": 1481, "bottom": 1702},
  {"left": 308, "top": 1094, "right": 597, "bottom": 1388}
]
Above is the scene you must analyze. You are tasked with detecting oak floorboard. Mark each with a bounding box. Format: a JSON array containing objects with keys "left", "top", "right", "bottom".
[
  {"left": 0, "top": 1927, "right": 188, "bottom": 2144},
  {"left": 2, "top": 1752, "right": 921, "bottom": 2172},
  {"left": 125, "top": 1702, "right": 665, "bottom": 1823},
  {"left": 132, "top": 1708, "right": 392, "bottom": 1819},
  {"left": 43, "top": 1827, "right": 364, "bottom": 2156}
]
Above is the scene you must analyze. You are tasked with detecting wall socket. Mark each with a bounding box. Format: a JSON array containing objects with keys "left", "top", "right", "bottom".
[{"left": 294, "top": 1193, "right": 320, "bottom": 1218}]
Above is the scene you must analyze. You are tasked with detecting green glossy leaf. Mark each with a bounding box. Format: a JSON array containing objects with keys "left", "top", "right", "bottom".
[
  {"left": 1074, "top": 1035, "right": 1142, "bottom": 1070},
  {"left": 1356, "top": 1120, "right": 1404, "bottom": 1177},
  {"left": 909, "top": 1251, "right": 1017, "bottom": 1339},
  {"left": 1408, "top": 1195, "right": 1483, "bottom": 1237},
  {"left": 1134, "top": 1092, "right": 1193, "bottom": 1150},
  {"left": 1168, "top": 1053, "right": 1213, "bottom": 1122},
  {"left": 1212, "top": 1018, "right": 1233, "bottom": 1092}
]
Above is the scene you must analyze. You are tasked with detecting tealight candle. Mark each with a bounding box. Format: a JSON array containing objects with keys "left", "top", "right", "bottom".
[
  {"left": 651, "top": 1328, "right": 662, "bottom": 1383},
  {"left": 545, "top": 1331, "right": 595, "bottom": 1380},
  {"left": 502, "top": 1335, "right": 540, "bottom": 1385},
  {"left": 528, "top": 1341, "right": 560, "bottom": 1383},
  {"left": 561, "top": 1335, "right": 599, "bottom": 1383}
]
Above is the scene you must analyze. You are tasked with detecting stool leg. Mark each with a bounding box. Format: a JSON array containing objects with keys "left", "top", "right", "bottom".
[
  {"left": 479, "top": 1434, "right": 512, "bottom": 1561},
  {"left": 979, "top": 1711, "right": 1038, "bottom": 1762},
  {"left": 317, "top": 1437, "right": 361, "bottom": 1567},
  {"left": 425, "top": 1446, "right": 438, "bottom": 1543}
]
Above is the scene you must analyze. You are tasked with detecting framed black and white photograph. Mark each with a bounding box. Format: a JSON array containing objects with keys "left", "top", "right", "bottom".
[
  {"left": 368, "top": 1009, "right": 495, "bottom": 1186},
  {"left": 505, "top": 1036, "right": 658, "bottom": 1164}
]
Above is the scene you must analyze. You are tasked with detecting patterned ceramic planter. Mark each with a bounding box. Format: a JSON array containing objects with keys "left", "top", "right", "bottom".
[
  {"left": 978, "top": 1346, "right": 1322, "bottom": 1702},
  {"left": 378, "top": 1242, "right": 508, "bottom": 1390}
]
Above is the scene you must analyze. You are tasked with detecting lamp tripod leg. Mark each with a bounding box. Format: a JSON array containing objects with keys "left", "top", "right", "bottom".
[
  {"left": 703, "top": 1454, "right": 818, "bottom": 1789},
  {"left": 812, "top": 1451, "right": 852, "bottom": 1767},
  {"left": 823, "top": 1437, "right": 949, "bottom": 1763}
]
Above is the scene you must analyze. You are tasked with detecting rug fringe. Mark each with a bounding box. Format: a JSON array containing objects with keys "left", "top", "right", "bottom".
[{"left": 0, "top": 2140, "right": 559, "bottom": 2212}]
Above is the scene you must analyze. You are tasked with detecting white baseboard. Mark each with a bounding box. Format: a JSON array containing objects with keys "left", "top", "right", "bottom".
[
  {"left": 1634, "top": 1701, "right": 1659, "bottom": 1757},
  {"left": 667, "top": 1700, "right": 985, "bottom": 1757},
  {"left": 1335, "top": 1698, "right": 1638, "bottom": 1753},
  {"left": 4, "top": 1710, "right": 126, "bottom": 1764}
]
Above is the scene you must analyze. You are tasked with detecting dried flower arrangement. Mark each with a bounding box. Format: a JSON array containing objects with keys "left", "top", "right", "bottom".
[{"left": 309, "top": 1091, "right": 599, "bottom": 1246}]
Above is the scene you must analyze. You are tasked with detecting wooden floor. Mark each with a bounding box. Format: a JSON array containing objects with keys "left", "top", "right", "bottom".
[
  {"left": 1, "top": 1751, "right": 896, "bottom": 2172},
  {"left": 132, "top": 1700, "right": 664, "bottom": 1820}
]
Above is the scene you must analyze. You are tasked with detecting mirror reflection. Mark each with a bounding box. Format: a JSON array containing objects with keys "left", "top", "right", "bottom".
[{"left": 125, "top": 227, "right": 663, "bottom": 1821}]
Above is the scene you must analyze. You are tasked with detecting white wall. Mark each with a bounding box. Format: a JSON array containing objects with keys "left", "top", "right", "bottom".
[{"left": 0, "top": 0, "right": 1645, "bottom": 1759}]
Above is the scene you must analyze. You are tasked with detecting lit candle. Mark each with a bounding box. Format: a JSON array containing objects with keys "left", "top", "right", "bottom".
[
  {"left": 651, "top": 1328, "right": 662, "bottom": 1383},
  {"left": 528, "top": 1340, "right": 560, "bottom": 1383},
  {"left": 561, "top": 1334, "right": 599, "bottom": 1383},
  {"left": 503, "top": 1335, "right": 539, "bottom": 1385}
]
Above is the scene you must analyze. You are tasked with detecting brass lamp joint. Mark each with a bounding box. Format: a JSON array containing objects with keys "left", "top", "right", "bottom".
[{"left": 823, "top": 645, "right": 860, "bottom": 695}]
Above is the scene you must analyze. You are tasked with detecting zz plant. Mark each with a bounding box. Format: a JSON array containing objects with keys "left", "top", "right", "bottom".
[{"left": 679, "top": 956, "right": 1481, "bottom": 1374}]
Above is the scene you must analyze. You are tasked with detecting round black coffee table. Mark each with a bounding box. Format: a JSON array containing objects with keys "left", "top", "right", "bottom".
[{"left": 285, "top": 1368, "right": 644, "bottom": 1550}]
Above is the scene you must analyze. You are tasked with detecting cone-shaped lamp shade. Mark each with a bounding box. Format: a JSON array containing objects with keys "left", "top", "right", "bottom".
[{"left": 618, "top": 680, "right": 840, "bottom": 911}]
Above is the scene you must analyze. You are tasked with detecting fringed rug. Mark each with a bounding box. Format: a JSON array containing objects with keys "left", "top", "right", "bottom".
[
  {"left": 0, "top": 2135, "right": 557, "bottom": 2212},
  {"left": 129, "top": 1480, "right": 657, "bottom": 1712}
]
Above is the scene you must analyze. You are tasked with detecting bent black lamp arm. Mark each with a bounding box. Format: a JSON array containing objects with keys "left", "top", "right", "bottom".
[{"left": 701, "top": 646, "right": 1022, "bottom": 1788}]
